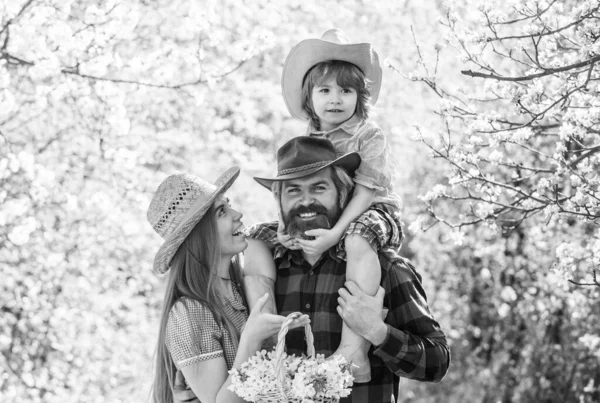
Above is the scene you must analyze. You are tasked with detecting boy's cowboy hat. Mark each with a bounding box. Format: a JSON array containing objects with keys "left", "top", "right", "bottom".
[
  {"left": 282, "top": 28, "right": 383, "bottom": 120},
  {"left": 147, "top": 167, "right": 240, "bottom": 274},
  {"left": 254, "top": 137, "right": 361, "bottom": 190}
]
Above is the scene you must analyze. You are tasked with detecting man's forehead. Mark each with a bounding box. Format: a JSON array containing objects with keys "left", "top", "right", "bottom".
[{"left": 282, "top": 169, "right": 333, "bottom": 187}]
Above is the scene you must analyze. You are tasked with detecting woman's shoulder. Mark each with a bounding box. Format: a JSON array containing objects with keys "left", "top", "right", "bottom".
[{"left": 168, "top": 297, "right": 217, "bottom": 327}]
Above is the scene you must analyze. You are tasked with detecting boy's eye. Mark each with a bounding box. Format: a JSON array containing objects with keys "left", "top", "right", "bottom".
[{"left": 318, "top": 88, "right": 329, "bottom": 93}]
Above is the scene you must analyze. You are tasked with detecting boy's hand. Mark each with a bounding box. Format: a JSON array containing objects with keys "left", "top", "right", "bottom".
[
  {"left": 297, "top": 228, "right": 342, "bottom": 255},
  {"left": 277, "top": 214, "right": 301, "bottom": 250}
]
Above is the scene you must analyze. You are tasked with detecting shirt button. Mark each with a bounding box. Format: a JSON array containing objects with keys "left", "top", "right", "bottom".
[
  {"left": 309, "top": 271, "right": 314, "bottom": 276},
  {"left": 305, "top": 303, "right": 311, "bottom": 309}
]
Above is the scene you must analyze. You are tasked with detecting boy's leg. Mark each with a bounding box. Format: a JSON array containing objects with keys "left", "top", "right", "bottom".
[{"left": 334, "top": 234, "right": 381, "bottom": 383}]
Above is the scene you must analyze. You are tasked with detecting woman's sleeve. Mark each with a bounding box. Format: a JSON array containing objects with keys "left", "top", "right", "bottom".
[
  {"left": 165, "top": 299, "right": 224, "bottom": 368},
  {"left": 354, "top": 124, "right": 394, "bottom": 192}
]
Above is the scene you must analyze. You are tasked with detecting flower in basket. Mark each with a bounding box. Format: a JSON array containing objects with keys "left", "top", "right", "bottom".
[
  {"left": 229, "top": 313, "right": 354, "bottom": 402},
  {"left": 290, "top": 353, "right": 353, "bottom": 401},
  {"left": 228, "top": 349, "right": 354, "bottom": 402}
]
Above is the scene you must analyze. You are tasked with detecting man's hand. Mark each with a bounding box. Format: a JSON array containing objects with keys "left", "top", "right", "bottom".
[
  {"left": 337, "top": 281, "right": 388, "bottom": 346},
  {"left": 297, "top": 227, "right": 342, "bottom": 255},
  {"left": 277, "top": 214, "right": 300, "bottom": 250}
]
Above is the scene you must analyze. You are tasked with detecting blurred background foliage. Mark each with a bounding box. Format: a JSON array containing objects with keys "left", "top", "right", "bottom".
[{"left": 0, "top": 0, "right": 598, "bottom": 402}]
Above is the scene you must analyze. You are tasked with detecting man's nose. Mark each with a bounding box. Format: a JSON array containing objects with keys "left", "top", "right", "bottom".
[{"left": 299, "top": 192, "right": 314, "bottom": 206}]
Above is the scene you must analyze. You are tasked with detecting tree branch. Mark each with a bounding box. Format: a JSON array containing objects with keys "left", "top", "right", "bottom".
[
  {"left": 462, "top": 55, "right": 600, "bottom": 81},
  {"left": 568, "top": 270, "right": 600, "bottom": 287}
]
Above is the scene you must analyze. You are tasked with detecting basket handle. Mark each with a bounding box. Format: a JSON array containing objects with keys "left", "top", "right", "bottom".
[{"left": 274, "top": 312, "right": 314, "bottom": 396}]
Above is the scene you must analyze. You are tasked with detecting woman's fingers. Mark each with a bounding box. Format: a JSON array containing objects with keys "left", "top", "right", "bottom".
[{"left": 250, "top": 293, "right": 269, "bottom": 314}]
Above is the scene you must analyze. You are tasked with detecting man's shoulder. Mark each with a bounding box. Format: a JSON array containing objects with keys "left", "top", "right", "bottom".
[{"left": 379, "top": 251, "right": 424, "bottom": 287}]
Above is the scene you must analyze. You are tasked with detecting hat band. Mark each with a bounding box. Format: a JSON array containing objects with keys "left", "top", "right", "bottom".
[{"left": 278, "top": 160, "right": 332, "bottom": 176}]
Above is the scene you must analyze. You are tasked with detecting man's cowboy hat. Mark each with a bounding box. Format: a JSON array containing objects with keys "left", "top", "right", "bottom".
[
  {"left": 281, "top": 28, "right": 383, "bottom": 121},
  {"left": 254, "top": 137, "right": 361, "bottom": 190},
  {"left": 147, "top": 167, "right": 240, "bottom": 274}
]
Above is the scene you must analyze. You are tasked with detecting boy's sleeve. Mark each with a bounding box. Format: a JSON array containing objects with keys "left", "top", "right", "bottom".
[
  {"left": 354, "top": 125, "right": 394, "bottom": 192},
  {"left": 244, "top": 221, "right": 279, "bottom": 245}
]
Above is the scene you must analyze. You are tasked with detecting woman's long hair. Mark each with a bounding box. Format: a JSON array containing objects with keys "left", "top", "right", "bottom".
[{"left": 151, "top": 204, "right": 245, "bottom": 403}]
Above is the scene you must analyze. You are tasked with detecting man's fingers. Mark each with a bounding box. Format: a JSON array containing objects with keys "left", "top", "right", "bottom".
[
  {"left": 344, "top": 281, "right": 362, "bottom": 296},
  {"left": 337, "top": 287, "right": 351, "bottom": 300}
]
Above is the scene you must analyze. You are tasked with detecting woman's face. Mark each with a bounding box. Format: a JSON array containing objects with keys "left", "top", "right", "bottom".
[{"left": 213, "top": 195, "right": 247, "bottom": 258}]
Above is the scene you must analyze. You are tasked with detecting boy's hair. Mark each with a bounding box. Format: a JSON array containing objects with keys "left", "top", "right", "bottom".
[{"left": 301, "top": 60, "right": 372, "bottom": 130}]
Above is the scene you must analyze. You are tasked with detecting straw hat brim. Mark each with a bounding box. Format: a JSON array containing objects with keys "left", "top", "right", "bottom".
[
  {"left": 253, "top": 152, "right": 361, "bottom": 190},
  {"left": 281, "top": 39, "right": 382, "bottom": 120},
  {"left": 153, "top": 167, "right": 240, "bottom": 274}
]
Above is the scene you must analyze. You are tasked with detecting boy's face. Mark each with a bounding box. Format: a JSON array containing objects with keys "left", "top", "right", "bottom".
[{"left": 311, "top": 77, "right": 357, "bottom": 131}]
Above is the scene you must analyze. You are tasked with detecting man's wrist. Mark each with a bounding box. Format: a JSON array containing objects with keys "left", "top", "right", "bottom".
[{"left": 365, "top": 321, "right": 388, "bottom": 347}]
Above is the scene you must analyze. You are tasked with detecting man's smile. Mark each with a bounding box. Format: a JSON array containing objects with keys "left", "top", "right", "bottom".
[{"left": 298, "top": 212, "right": 319, "bottom": 219}]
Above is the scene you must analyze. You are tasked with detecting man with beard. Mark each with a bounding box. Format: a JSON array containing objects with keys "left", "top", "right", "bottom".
[{"left": 248, "top": 137, "right": 450, "bottom": 403}]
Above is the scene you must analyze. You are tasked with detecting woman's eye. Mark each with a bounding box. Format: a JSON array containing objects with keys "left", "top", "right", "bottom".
[{"left": 217, "top": 208, "right": 225, "bottom": 217}]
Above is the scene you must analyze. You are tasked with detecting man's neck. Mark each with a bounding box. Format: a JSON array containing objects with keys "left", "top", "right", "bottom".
[{"left": 302, "top": 251, "right": 323, "bottom": 266}]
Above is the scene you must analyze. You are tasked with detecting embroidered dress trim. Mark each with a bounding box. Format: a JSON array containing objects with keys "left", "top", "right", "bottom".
[{"left": 178, "top": 350, "right": 224, "bottom": 367}]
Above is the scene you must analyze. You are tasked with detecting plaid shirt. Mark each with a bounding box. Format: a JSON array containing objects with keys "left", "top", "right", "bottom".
[{"left": 247, "top": 218, "right": 449, "bottom": 403}]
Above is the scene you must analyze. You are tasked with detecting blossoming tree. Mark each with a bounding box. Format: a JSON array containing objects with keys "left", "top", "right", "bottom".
[{"left": 400, "top": 0, "right": 600, "bottom": 401}]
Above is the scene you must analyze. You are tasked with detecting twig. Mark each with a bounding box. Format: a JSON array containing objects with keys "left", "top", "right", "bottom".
[
  {"left": 462, "top": 55, "right": 600, "bottom": 81},
  {"left": 568, "top": 270, "right": 600, "bottom": 287}
]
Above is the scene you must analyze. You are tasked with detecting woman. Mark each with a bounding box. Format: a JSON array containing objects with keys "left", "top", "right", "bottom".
[{"left": 147, "top": 167, "right": 308, "bottom": 403}]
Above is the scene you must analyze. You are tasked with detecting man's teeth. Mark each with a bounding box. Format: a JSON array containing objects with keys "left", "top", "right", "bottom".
[{"left": 299, "top": 212, "right": 317, "bottom": 218}]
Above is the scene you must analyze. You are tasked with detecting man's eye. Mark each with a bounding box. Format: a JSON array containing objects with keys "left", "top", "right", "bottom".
[{"left": 287, "top": 188, "right": 299, "bottom": 194}]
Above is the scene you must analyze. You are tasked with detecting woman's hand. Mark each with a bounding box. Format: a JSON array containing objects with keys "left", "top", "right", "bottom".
[{"left": 242, "top": 294, "right": 310, "bottom": 345}]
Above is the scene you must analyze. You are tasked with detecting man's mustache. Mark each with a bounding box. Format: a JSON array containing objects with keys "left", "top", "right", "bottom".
[{"left": 288, "top": 204, "right": 328, "bottom": 217}]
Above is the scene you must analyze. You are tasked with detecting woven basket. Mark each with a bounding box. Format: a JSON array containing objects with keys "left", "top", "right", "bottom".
[{"left": 255, "top": 312, "right": 340, "bottom": 403}]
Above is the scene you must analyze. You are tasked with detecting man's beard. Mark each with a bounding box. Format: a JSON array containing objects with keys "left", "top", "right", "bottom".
[{"left": 282, "top": 202, "right": 341, "bottom": 239}]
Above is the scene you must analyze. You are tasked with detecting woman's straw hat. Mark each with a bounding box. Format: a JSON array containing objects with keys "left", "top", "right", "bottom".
[
  {"left": 147, "top": 167, "right": 240, "bottom": 274},
  {"left": 281, "top": 28, "right": 382, "bottom": 120}
]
